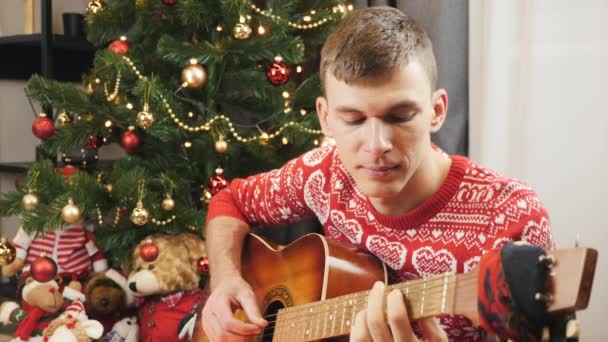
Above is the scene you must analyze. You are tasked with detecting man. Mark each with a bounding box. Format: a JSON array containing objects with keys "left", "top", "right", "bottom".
[{"left": 202, "top": 7, "right": 553, "bottom": 342}]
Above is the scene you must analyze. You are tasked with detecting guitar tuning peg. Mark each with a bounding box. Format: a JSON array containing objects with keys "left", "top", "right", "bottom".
[
  {"left": 538, "top": 254, "right": 556, "bottom": 268},
  {"left": 535, "top": 292, "right": 554, "bottom": 304},
  {"left": 566, "top": 319, "right": 580, "bottom": 338},
  {"left": 541, "top": 327, "right": 551, "bottom": 342}
]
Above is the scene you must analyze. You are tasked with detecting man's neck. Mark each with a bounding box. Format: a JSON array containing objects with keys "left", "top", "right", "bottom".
[{"left": 369, "top": 149, "right": 452, "bottom": 216}]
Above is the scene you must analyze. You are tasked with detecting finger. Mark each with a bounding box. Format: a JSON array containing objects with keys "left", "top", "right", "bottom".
[
  {"left": 237, "top": 289, "right": 268, "bottom": 327},
  {"left": 386, "top": 289, "right": 416, "bottom": 342},
  {"left": 350, "top": 310, "right": 372, "bottom": 342},
  {"left": 418, "top": 317, "right": 447, "bottom": 342},
  {"left": 366, "top": 281, "right": 393, "bottom": 342},
  {"left": 216, "top": 296, "right": 264, "bottom": 335},
  {"left": 206, "top": 314, "right": 253, "bottom": 342}
]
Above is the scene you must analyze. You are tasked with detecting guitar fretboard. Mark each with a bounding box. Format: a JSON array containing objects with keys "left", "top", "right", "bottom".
[{"left": 270, "top": 271, "right": 474, "bottom": 341}]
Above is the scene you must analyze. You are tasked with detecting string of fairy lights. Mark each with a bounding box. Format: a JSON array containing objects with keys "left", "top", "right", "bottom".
[
  {"left": 112, "top": 55, "right": 324, "bottom": 145},
  {"left": 248, "top": 2, "right": 354, "bottom": 30}
]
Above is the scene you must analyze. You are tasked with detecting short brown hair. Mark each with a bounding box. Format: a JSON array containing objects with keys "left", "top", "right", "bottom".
[{"left": 320, "top": 7, "right": 437, "bottom": 92}]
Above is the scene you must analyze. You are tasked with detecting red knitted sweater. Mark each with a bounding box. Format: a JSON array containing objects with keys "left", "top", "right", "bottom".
[{"left": 207, "top": 145, "right": 554, "bottom": 341}]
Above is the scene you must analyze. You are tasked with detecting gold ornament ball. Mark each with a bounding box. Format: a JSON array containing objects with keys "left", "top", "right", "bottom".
[
  {"left": 104, "top": 184, "right": 113, "bottom": 193},
  {"left": 21, "top": 192, "right": 39, "bottom": 211},
  {"left": 137, "top": 109, "right": 155, "bottom": 129},
  {"left": 201, "top": 189, "right": 213, "bottom": 204},
  {"left": 215, "top": 139, "right": 228, "bottom": 153},
  {"left": 87, "top": 0, "right": 105, "bottom": 14},
  {"left": 181, "top": 64, "right": 207, "bottom": 88},
  {"left": 131, "top": 201, "right": 149, "bottom": 226},
  {"left": 161, "top": 196, "right": 175, "bottom": 211},
  {"left": 62, "top": 199, "right": 82, "bottom": 224},
  {"left": 0, "top": 237, "right": 16, "bottom": 266},
  {"left": 233, "top": 23, "right": 252, "bottom": 39},
  {"left": 56, "top": 112, "right": 72, "bottom": 128}
]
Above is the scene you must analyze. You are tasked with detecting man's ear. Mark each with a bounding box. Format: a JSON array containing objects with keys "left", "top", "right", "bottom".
[
  {"left": 316, "top": 96, "right": 333, "bottom": 138},
  {"left": 430, "top": 88, "right": 448, "bottom": 133},
  {"left": 25, "top": 277, "right": 34, "bottom": 285}
]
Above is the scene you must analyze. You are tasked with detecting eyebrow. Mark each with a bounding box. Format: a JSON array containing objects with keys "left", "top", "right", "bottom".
[{"left": 334, "top": 100, "right": 419, "bottom": 114}]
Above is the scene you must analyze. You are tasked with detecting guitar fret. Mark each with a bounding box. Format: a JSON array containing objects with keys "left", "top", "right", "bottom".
[
  {"left": 441, "top": 273, "right": 448, "bottom": 312},
  {"left": 273, "top": 272, "right": 459, "bottom": 341},
  {"left": 322, "top": 301, "right": 328, "bottom": 338},
  {"left": 329, "top": 299, "right": 336, "bottom": 337},
  {"left": 420, "top": 277, "right": 426, "bottom": 317}
]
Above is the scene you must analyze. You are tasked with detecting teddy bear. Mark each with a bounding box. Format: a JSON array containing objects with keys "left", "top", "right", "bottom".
[
  {"left": 83, "top": 268, "right": 135, "bottom": 334},
  {"left": 101, "top": 316, "right": 139, "bottom": 342},
  {"left": 128, "top": 232, "right": 207, "bottom": 342},
  {"left": 42, "top": 300, "right": 104, "bottom": 342},
  {"left": 0, "top": 271, "right": 86, "bottom": 341},
  {"left": 1, "top": 223, "right": 108, "bottom": 280}
]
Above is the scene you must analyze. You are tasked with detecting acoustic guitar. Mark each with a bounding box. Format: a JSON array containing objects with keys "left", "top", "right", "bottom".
[{"left": 194, "top": 233, "right": 597, "bottom": 341}]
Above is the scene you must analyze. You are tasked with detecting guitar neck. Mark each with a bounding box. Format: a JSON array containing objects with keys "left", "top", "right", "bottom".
[{"left": 272, "top": 270, "right": 479, "bottom": 341}]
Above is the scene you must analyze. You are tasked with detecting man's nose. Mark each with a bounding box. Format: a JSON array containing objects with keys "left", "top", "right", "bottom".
[{"left": 363, "top": 119, "right": 392, "bottom": 155}]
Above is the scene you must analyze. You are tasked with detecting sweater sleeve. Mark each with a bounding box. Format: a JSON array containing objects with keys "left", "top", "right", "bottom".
[
  {"left": 206, "top": 146, "right": 335, "bottom": 226},
  {"left": 487, "top": 181, "right": 555, "bottom": 251}
]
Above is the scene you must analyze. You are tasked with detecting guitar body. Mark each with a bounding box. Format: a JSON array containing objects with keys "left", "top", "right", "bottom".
[
  {"left": 195, "top": 233, "right": 387, "bottom": 341},
  {"left": 194, "top": 233, "right": 597, "bottom": 341}
]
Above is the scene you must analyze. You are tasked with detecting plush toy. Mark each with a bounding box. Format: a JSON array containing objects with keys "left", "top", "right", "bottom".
[
  {"left": 1, "top": 223, "right": 108, "bottom": 279},
  {"left": 0, "top": 273, "right": 86, "bottom": 341},
  {"left": 42, "top": 300, "right": 104, "bottom": 342},
  {"left": 84, "top": 268, "right": 135, "bottom": 334},
  {"left": 101, "top": 316, "right": 139, "bottom": 342},
  {"left": 128, "top": 233, "right": 207, "bottom": 342}
]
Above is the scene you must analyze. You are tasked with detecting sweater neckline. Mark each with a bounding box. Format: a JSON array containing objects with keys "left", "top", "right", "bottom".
[{"left": 365, "top": 155, "right": 468, "bottom": 229}]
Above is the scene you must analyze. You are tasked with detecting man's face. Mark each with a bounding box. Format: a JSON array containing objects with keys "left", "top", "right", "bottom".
[{"left": 316, "top": 60, "right": 447, "bottom": 200}]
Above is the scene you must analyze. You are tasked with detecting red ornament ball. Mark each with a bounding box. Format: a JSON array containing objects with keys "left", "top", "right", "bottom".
[
  {"left": 266, "top": 61, "right": 290, "bottom": 86},
  {"left": 162, "top": 0, "right": 177, "bottom": 5},
  {"left": 208, "top": 174, "right": 229, "bottom": 196},
  {"left": 86, "top": 135, "right": 101, "bottom": 149},
  {"left": 31, "top": 255, "right": 58, "bottom": 283},
  {"left": 121, "top": 127, "right": 140, "bottom": 153},
  {"left": 32, "top": 114, "right": 55, "bottom": 139},
  {"left": 197, "top": 256, "right": 209, "bottom": 274},
  {"left": 57, "top": 165, "right": 80, "bottom": 177},
  {"left": 108, "top": 39, "right": 129, "bottom": 55},
  {"left": 140, "top": 240, "right": 159, "bottom": 262}
]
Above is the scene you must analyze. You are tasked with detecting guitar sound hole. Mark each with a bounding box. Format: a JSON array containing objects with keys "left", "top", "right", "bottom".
[{"left": 262, "top": 300, "right": 285, "bottom": 342}]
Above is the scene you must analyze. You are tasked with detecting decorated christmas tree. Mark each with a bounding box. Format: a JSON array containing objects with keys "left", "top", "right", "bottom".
[{"left": 0, "top": 0, "right": 352, "bottom": 267}]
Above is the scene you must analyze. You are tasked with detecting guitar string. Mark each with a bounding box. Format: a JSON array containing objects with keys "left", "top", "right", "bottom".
[
  {"left": 256, "top": 294, "right": 481, "bottom": 341},
  {"left": 256, "top": 276, "right": 479, "bottom": 329},
  {"left": 256, "top": 297, "right": 480, "bottom": 341},
  {"left": 266, "top": 286, "right": 471, "bottom": 330},
  {"left": 258, "top": 277, "right": 477, "bottom": 329},
  {"left": 260, "top": 273, "right": 477, "bottom": 321}
]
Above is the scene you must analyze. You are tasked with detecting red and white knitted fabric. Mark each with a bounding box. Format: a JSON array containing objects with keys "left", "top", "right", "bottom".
[
  {"left": 12, "top": 224, "right": 108, "bottom": 277},
  {"left": 207, "top": 146, "right": 554, "bottom": 341}
]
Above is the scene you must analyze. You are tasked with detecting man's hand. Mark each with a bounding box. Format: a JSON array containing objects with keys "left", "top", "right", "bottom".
[
  {"left": 351, "top": 282, "right": 448, "bottom": 342},
  {"left": 202, "top": 275, "right": 268, "bottom": 342}
]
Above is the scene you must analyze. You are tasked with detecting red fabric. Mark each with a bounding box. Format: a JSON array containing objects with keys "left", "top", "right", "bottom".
[
  {"left": 13, "top": 301, "right": 60, "bottom": 340},
  {"left": 207, "top": 146, "right": 555, "bottom": 341},
  {"left": 139, "top": 289, "right": 202, "bottom": 342},
  {"left": 13, "top": 225, "right": 107, "bottom": 276},
  {"left": 478, "top": 247, "right": 539, "bottom": 341}
]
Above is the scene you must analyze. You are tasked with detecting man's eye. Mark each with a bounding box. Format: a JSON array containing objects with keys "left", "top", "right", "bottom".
[
  {"left": 344, "top": 118, "right": 365, "bottom": 125},
  {"left": 386, "top": 113, "right": 416, "bottom": 123}
]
